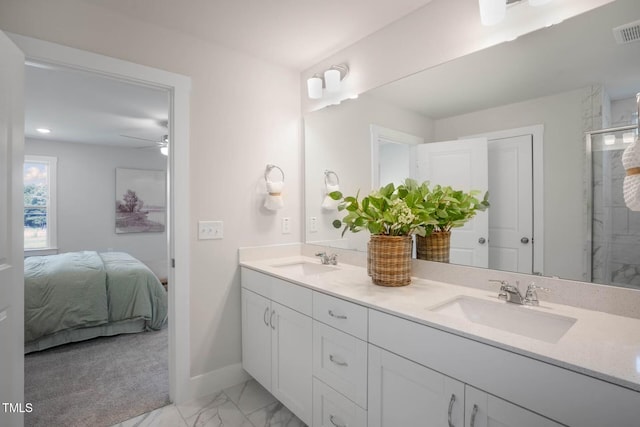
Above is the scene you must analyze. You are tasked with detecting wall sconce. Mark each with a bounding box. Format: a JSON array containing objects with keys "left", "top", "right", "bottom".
[
  {"left": 306, "top": 64, "right": 349, "bottom": 99},
  {"left": 479, "top": 0, "right": 552, "bottom": 26}
]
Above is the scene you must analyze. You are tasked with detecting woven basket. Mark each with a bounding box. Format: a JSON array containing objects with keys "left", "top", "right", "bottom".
[
  {"left": 416, "top": 231, "right": 451, "bottom": 263},
  {"left": 367, "top": 235, "right": 413, "bottom": 287}
]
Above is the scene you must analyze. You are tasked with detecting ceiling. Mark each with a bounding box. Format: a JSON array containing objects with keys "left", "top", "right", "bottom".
[
  {"left": 25, "top": 64, "right": 169, "bottom": 147},
  {"left": 26, "top": 0, "right": 435, "bottom": 147},
  {"left": 80, "top": 0, "right": 434, "bottom": 71},
  {"left": 368, "top": 0, "right": 640, "bottom": 119}
]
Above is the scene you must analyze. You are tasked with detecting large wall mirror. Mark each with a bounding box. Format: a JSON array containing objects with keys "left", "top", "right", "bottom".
[{"left": 304, "top": 0, "right": 640, "bottom": 289}]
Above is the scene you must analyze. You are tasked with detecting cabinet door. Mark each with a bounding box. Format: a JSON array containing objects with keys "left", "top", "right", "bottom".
[
  {"left": 368, "top": 345, "right": 464, "bottom": 427},
  {"left": 465, "top": 386, "right": 563, "bottom": 427},
  {"left": 241, "top": 288, "right": 272, "bottom": 390},
  {"left": 272, "top": 301, "right": 313, "bottom": 426}
]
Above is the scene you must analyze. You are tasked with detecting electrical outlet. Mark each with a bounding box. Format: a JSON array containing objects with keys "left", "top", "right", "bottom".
[
  {"left": 198, "top": 220, "right": 223, "bottom": 240},
  {"left": 282, "top": 217, "right": 291, "bottom": 234},
  {"left": 309, "top": 216, "right": 318, "bottom": 233}
]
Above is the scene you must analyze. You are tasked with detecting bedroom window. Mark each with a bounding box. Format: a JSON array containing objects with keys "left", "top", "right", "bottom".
[{"left": 24, "top": 155, "right": 57, "bottom": 252}]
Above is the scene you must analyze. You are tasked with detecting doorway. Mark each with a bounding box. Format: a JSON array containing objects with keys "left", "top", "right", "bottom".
[{"left": 7, "top": 33, "right": 192, "bottom": 406}]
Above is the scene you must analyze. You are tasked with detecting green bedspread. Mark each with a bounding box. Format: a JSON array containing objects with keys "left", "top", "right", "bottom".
[{"left": 24, "top": 251, "right": 167, "bottom": 351}]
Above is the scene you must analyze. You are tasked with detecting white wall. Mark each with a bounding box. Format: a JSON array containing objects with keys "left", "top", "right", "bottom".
[
  {"left": 304, "top": 93, "right": 432, "bottom": 248},
  {"left": 25, "top": 138, "right": 168, "bottom": 267},
  {"left": 0, "top": 0, "right": 301, "bottom": 386},
  {"left": 433, "top": 89, "right": 585, "bottom": 281}
]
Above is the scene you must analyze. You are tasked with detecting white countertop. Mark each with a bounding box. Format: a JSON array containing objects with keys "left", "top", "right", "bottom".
[{"left": 240, "top": 255, "right": 640, "bottom": 393}]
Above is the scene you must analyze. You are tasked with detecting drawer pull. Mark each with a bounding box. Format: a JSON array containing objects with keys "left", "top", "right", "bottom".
[
  {"left": 447, "top": 393, "right": 456, "bottom": 427},
  {"left": 270, "top": 310, "right": 276, "bottom": 330},
  {"left": 263, "top": 307, "right": 270, "bottom": 327},
  {"left": 328, "top": 310, "right": 347, "bottom": 320},
  {"left": 329, "top": 354, "right": 348, "bottom": 367},
  {"left": 470, "top": 404, "right": 479, "bottom": 427},
  {"left": 329, "top": 415, "right": 346, "bottom": 427}
]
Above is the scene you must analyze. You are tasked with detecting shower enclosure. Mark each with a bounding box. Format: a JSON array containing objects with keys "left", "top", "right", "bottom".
[{"left": 587, "top": 124, "right": 639, "bottom": 289}]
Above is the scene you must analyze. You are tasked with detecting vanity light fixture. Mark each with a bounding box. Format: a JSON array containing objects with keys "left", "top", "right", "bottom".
[
  {"left": 479, "top": 0, "right": 553, "bottom": 26},
  {"left": 604, "top": 134, "right": 616, "bottom": 145},
  {"left": 306, "top": 64, "right": 349, "bottom": 99},
  {"left": 160, "top": 146, "right": 169, "bottom": 156},
  {"left": 36, "top": 128, "right": 51, "bottom": 134}
]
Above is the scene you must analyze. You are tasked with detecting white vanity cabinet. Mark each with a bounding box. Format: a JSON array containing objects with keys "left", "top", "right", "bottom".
[
  {"left": 368, "top": 345, "right": 465, "bottom": 427},
  {"left": 241, "top": 268, "right": 313, "bottom": 425}
]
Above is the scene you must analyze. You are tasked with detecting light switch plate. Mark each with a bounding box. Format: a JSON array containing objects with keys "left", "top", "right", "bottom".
[
  {"left": 309, "top": 216, "right": 318, "bottom": 233},
  {"left": 282, "top": 217, "right": 291, "bottom": 234},
  {"left": 198, "top": 220, "right": 223, "bottom": 240}
]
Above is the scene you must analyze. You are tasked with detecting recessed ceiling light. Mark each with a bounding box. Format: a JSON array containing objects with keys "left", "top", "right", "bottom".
[{"left": 36, "top": 128, "right": 51, "bottom": 134}]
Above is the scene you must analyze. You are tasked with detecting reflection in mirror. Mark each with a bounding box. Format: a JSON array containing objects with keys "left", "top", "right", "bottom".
[{"left": 304, "top": 0, "right": 640, "bottom": 289}]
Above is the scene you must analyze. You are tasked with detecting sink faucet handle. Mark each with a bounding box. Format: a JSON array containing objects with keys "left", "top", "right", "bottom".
[
  {"left": 524, "top": 282, "right": 550, "bottom": 306},
  {"left": 489, "top": 279, "right": 509, "bottom": 300}
]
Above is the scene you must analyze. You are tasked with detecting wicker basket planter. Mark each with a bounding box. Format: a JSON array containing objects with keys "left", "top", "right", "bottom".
[
  {"left": 416, "top": 231, "right": 451, "bottom": 263},
  {"left": 367, "top": 235, "right": 413, "bottom": 287}
]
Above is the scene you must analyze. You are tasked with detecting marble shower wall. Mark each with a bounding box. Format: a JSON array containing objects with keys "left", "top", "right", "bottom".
[{"left": 592, "top": 148, "right": 640, "bottom": 289}]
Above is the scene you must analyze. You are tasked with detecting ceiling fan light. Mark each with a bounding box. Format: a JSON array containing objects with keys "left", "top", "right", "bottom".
[
  {"left": 479, "top": 0, "right": 506, "bottom": 26},
  {"left": 160, "top": 146, "right": 169, "bottom": 156}
]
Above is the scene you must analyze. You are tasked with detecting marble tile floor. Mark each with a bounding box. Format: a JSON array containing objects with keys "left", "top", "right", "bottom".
[{"left": 110, "top": 379, "right": 307, "bottom": 427}]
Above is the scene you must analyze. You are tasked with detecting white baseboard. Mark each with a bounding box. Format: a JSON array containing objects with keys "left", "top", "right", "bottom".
[{"left": 182, "top": 363, "right": 251, "bottom": 403}]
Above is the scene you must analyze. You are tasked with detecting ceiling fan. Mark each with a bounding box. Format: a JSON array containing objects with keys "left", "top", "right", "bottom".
[{"left": 120, "top": 133, "right": 169, "bottom": 156}]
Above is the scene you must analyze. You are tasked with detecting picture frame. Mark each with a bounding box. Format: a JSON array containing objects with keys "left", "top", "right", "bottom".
[{"left": 115, "top": 168, "right": 166, "bottom": 234}]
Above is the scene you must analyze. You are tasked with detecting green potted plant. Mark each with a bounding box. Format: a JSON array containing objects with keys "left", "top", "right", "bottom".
[
  {"left": 416, "top": 184, "right": 489, "bottom": 263},
  {"left": 330, "top": 179, "right": 436, "bottom": 286}
]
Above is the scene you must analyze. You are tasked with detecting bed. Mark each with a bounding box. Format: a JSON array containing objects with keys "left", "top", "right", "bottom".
[{"left": 24, "top": 251, "right": 168, "bottom": 353}]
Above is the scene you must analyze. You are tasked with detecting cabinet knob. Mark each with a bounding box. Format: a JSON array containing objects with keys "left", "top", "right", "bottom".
[{"left": 447, "top": 393, "right": 456, "bottom": 427}]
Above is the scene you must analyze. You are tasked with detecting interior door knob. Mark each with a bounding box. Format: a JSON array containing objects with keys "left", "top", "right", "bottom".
[
  {"left": 521, "top": 237, "right": 530, "bottom": 244},
  {"left": 478, "top": 237, "right": 486, "bottom": 244}
]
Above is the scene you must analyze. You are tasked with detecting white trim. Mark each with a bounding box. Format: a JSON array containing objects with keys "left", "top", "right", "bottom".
[
  {"left": 462, "top": 125, "right": 544, "bottom": 276},
  {"left": 370, "top": 124, "right": 424, "bottom": 188},
  {"left": 9, "top": 34, "right": 192, "bottom": 403},
  {"left": 24, "top": 154, "right": 57, "bottom": 251},
  {"left": 186, "top": 363, "right": 251, "bottom": 402}
]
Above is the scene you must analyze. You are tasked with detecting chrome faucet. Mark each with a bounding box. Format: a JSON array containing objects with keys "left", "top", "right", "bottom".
[
  {"left": 315, "top": 252, "right": 338, "bottom": 265},
  {"left": 489, "top": 280, "right": 549, "bottom": 306}
]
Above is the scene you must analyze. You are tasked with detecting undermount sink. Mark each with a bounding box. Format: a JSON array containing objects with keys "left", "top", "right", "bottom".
[
  {"left": 271, "top": 261, "right": 338, "bottom": 276},
  {"left": 429, "top": 296, "right": 577, "bottom": 343}
]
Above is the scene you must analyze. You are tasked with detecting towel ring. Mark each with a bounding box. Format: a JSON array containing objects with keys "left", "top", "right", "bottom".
[
  {"left": 324, "top": 170, "right": 339, "bottom": 186},
  {"left": 265, "top": 164, "right": 285, "bottom": 183}
]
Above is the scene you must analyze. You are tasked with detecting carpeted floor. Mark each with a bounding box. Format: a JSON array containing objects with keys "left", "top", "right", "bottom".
[{"left": 24, "top": 327, "right": 170, "bottom": 427}]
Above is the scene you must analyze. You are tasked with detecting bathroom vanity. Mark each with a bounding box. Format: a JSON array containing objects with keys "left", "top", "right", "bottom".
[{"left": 239, "top": 248, "right": 640, "bottom": 427}]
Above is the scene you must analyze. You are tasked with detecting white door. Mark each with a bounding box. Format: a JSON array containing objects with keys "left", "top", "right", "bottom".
[
  {"left": 465, "top": 386, "right": 562, "bottom": 427},
  {"left": 368, "top": 345, "right": 465, "bottom": 427},
  {"left": 415, "top": 138, "right": 489, "bottom": 267},
  {"left": 488, "top": 135, "right": 533, "bottom": 273},
  {"left": 0, "top": 30, "right": 25, "bottom": 427},
  {"left": 241, "top": 289, "right": 272, "bottom": 390},
  {"left": 271, "top": 302, "right": 312, "bottom": 426}
]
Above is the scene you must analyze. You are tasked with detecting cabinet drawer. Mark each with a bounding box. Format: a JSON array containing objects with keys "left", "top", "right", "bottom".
[
  {"left": 313, "top": 292, "right": 367, "bottom": 340},
  {"left": 313, "top": 321, "right": 367, "bottom": 408},
  {"left": 313, "top": 378, "right": 367, "bottom": 427},
  {"left": 241, "top": 267, "right": 312, "bottom": 316}
]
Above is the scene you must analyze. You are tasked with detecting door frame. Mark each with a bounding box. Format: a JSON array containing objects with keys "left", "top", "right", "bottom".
[
  {"left": 462, "top": 125, "right": 544, "bottom": 276},
  {"left": 9, "top": 33, "right": 192, "bottom": 403},
  {"left": 370, "top": 124, "right": 424, "bottom": 188}
]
